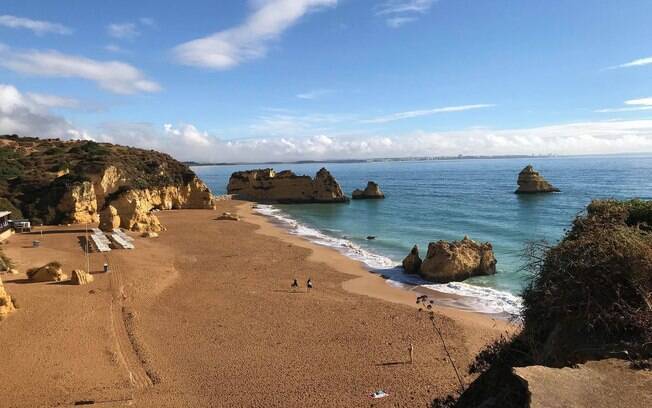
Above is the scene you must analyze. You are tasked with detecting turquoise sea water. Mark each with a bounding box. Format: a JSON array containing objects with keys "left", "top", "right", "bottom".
[{"left": 194, "top": 155, "right": 652, "bottom": 314}]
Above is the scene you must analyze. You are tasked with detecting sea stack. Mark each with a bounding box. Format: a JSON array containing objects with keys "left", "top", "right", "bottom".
[
  {"left": 515, "top": 165, "right": 560, "bottom": 194},
  {"left": 227, "top": 168, "right": 347, "bottom": 203},
  {"left": 402, "top": 237, "right": 496, "bottom": 283},
  {"left": 352, "top": 181, "right": 385, "bottom": 200}
]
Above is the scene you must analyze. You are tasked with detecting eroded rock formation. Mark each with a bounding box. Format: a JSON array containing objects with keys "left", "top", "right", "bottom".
[
  {"left": 0, "top": 276, "right": 16, "bottom": 319},
  {"left": 0, "top": 136, "right": 220, "bottom": 233},
  {"left": 352, "top": 181, "right": 385, "bottom": 200},
  {"left": 515, "top": 165, "right": 560, "bottom": 194},
  {"left": 227, "top": 168, "right": 347, "bottom": 203},
  {"left": 402, "top": 245, "right": 422, "bottom": 274},
  {"left": 71, "top": 269, "right": 94, "bottom": 285},
  {"left": 27, "top": 262, "right": 68, "bottom": 282},
  {"left": 404, "top": 237, "right": 496, "bottom": 283},
  {"left": 216, "top": 212, "right": 240, "bottom": 221}
]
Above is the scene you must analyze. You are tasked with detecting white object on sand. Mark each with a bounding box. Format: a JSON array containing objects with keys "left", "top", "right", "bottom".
[{"left": 371, "top": 390, "right": 389, "bottom": 399}]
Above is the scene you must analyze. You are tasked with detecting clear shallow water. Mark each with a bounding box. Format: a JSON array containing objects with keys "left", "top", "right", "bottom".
[{"left": 195, "top": 155, "right": 652, "bottom": 315}]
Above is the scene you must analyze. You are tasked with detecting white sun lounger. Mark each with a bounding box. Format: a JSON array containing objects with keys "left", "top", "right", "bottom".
[
  {"left": 113, "top": 228, "right": 135, "bottom": 243},
  {"left": 90, "top": 233, "right": 112, "bottom": 252},
  {"left": 111, "top": 233, "right": 135, "bottom": 250}
]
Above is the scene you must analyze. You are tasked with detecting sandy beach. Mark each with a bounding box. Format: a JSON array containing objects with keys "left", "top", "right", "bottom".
[{"left": 1, "top": 200, "right": 512, "bottom": 407}]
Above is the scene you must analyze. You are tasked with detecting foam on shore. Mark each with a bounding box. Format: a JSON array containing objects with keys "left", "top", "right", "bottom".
[{"left": 254, "top": 204, "right": 523, "bottom": 316}]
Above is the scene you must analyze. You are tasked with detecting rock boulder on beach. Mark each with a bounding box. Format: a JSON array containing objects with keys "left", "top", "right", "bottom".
[
  {"left": 71, "top": 269, "right": 94, "bottom": 285},
  {"left": 0, "top": 276, "right": 16, "bottom": 319},
  {"left": 402, "top": 245, "right": 422, "bottom": 274},
  {"left": 26, "top": 262, "right": 68, "bottom": 282},
  {"left": 216, "top": 212, "right": 240, "bottom": 221},
  {"left": 515, "top": 165, "right": 560, "bottom": 194},
  {"left": 352, "top": 181, "right": 385, "bottom": 200},
  {"left": 419, "top": 237, "right": 497, "bottom": 283}
]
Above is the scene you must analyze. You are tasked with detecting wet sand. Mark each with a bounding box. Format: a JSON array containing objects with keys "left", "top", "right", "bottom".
[{"left": 0, "top": 200, "right": 513, "bottom": 407}]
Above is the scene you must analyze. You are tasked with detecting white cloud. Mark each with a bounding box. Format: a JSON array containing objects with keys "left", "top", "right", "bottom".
[
  {"left": 3, "top": 85, "right": 652, "bottom": 162},
  {"left": 612, "top": 56, "right": 652, "bottom": 69},
  {"left": 625, "top": 97, "right": 652, "bottom": 106},
  {"left": 0, "top": 84, "right": 88, "bottom": 138},
  {"left": 25, "top": 92, "right": 79, "bottom": 109},
  {"left": 0, "top": 15, "right": 72, "bottom": 35},
  {"left": 107, "top": 23, "right": 139, "bottom": 39},
  {"left": 362, "top": 104, "right": 495, "bottom": 123},
  {"left": 173, "top": 0, "right": 338, "bottom": 69},
  {"left": 80, "top": 119, "right": 652, "bottom": 163},
  {"left": 139, "top": 17, "right": 156, "bottom": 27},
  {"left": 104, "top": 44, "right": 127, "bottom": 53},
  {"left": 386, "top": 16, "right": 417, "bottom": 28},
  {"left": 296, "top": 89, "right": 335, "bottom": 99},
  {"left": 0, "top": 45, "right": 161, "bottom": 94},
  {"left": 375, "top": 0, "right": 437, "bottom": 28},
  {"left": 596, "top": 97, "right": 652, "bottom": 113}
]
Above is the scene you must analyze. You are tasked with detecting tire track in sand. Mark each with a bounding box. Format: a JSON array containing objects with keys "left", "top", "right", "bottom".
[{"left": 105, "top": 252, "right": 154, "bottom": 389}]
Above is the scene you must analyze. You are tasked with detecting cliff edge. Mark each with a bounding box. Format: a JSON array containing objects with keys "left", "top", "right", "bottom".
[{"left": 0, "top": 135, "right": 218, "bottom": 232}]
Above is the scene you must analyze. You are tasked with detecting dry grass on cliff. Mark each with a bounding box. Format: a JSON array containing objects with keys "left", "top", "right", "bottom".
[
  {"left": 0, "top": 134, "right": 198, "bottom": 224},
  {"left": 450, "top": 199, "right": 652, "bottom": 408}
]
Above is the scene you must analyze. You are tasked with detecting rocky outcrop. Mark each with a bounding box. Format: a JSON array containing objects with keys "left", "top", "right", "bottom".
[
  {"left": 416, "top": 237, "right": 496, "bottom": 283},
  {"left": 0, "top": 136, "right": 219, "bottom": 231},
  {"left": 56, "top": 181, "right": 98, "bottom": 224},
  {"left": 352, "top": 181, "right": 385, "bottom": 200},
  {"left": 227, "top": 168, "right": 347, "bottom": 203},
  {"left": 26, "top": 262, "right": 68, "bottom": 282},
  {"left": 71, "top": 269, "right": 94, "bottom": 285},
  {"left": 98, "top": 174, "right": 217, "bottom": 233},
  {"left": 402, "top": 245, "right": 422, "bottom": 274},
  {"left": 515, "top": 165, "right": 560, "bottom": 194},
  {"left": 513, "top": 359, "right": 652, "bottom": 408},
  {"left": 141, "top": 231, "right": 159, "bottom": 238},
  {"left": 216, "top": 212, "right": 240, "bottom": 221},
  {"left": 0, "top": 276, "right": 16, "bottom": 319}
]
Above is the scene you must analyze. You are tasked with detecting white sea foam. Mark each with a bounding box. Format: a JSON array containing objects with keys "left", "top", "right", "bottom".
[{"left": 254, "top": 204, "right": 523, "bottom": 317}]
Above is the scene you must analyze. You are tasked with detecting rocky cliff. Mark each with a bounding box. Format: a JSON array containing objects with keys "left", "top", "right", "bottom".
[
  {"left": 0, "top": 135, "right": 218, "bottom": 232},
  {"left": 402, "top": 237, "right": 496, "bottom": 283},
  {"left": 227, "top": 168, "right": 347, "bottom": 203},
  {"left": 515, "top": 165, "right": 560, "bottom": 194},
  {"left": 352, "top": 181, "right": 385, "bottom": 199},
  {"left": 0, "top": 276, "right": 16, "bottom": 319}
]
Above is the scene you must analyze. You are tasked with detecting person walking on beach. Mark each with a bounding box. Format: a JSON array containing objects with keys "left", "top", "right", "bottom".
[
  {"left": 291, "top": 279, "right": 299, "bottom": 290},
  {"left": 307, "top": 278, "right": 313, "bottom": 291}
]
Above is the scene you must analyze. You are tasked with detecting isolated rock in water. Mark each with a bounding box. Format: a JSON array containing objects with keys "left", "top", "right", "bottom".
[
  {"left": 26, "top": 262, "right": 68, "bottom": 282},
  {"left": 141, "top": 231, "right": 159, "bottom": 238},
  {"left": 71, "top": 269, "right": 94, "bottom": 285},
  {"left": 216, "top": 212, "right": 240, "bottom": 221},
  {"left": 513, "top": 359, "right": 652, "bottom": 408},
  {"left": 352, "top": 181, "right": 385, "bottom": 199},
  {"left": 515, "top": 165, "right": 560, "bottom": 194},
  {"left": 0, "top": 277, "right": 16, "bottom": 319},
  {"left": 402, "top": 245, "right": 422, "bottom": 274},
  {"left": 419, "top": 237, "right": 496, "bottom": 283},
  {"left": 99, "top": 205, "right": 121, "bottom": 232},
  {"left": 227, "top": 167, "right": 347, "bottom": 203}
]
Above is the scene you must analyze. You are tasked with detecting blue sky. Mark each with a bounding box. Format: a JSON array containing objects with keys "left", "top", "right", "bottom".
[{"left": 1, "top": 0, "right": 652, "bottom": 162}]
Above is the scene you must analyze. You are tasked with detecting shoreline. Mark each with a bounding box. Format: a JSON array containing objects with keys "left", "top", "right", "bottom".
[
  {"left": 238, "top": 201, "right": 516, "bottom": 329},
  {"left": 247, "top": 202, "right": 520, "bottom": 321},
  {"left": 1, "top": 201, "right": 514, "bottom": 406}
]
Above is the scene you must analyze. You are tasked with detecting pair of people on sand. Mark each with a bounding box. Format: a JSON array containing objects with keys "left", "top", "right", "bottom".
[{"left": 291, "top": 278, "right": 313, "bottom": 290}]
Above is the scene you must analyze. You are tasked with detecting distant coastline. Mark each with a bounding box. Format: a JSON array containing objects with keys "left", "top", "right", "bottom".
[{"left": 184, "top": 151, "right": 651, "bottom": 167}]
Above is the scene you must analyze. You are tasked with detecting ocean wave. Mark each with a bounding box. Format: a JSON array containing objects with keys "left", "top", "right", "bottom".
[{"left": 254, "top": 204, "right": 523, "bottom": 316}]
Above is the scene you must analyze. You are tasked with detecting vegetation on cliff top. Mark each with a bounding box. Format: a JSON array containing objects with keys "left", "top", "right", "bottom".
[
  {"left": 450, "top": 199, "right": 652, "bottom": 408},
  {"left": 0, "top": 135, "right": 198, "bottom": 224}
]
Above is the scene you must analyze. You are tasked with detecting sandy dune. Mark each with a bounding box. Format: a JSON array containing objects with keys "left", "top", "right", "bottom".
[{"left": 0, "top": 200, "right": 511, "bottom": 407}]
